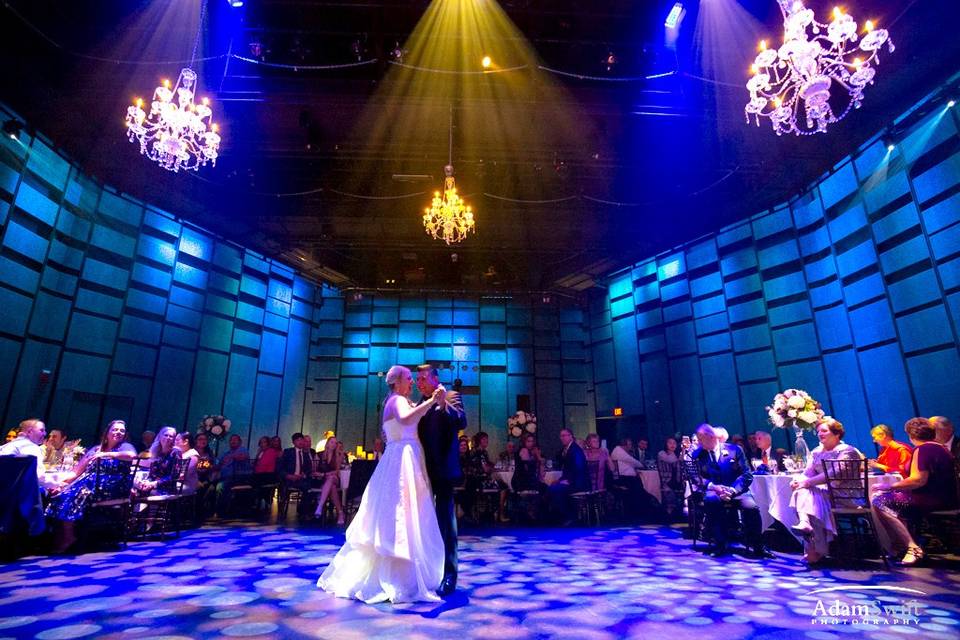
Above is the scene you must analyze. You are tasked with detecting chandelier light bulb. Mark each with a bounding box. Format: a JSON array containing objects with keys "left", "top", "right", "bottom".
[
  {"left": 481, "top": 55, "right": 492, "bottom": 69},
  {"left": 745, "top": 0, "right": 893, "bottom": 136}
]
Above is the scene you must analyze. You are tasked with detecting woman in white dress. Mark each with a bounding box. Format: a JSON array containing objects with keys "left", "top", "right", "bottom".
[
  {"left": 318, "top": 365, "right": 446, "bottom": 603},
  {"left": 789, "top": 417, "right": 863, "bottom": 564}
]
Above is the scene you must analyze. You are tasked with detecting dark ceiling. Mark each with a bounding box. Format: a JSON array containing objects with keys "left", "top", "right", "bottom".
[{"left": 2, "top": 0, "right": 959, "bottom": 296}]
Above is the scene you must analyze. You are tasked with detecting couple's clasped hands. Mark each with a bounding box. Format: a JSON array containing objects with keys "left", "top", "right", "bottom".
[
  {"left": 430, "top": 385, "right": 447, "bottom": 406},
  {"left": 711, "top": 484, "right": 737, "bottom": 500}
]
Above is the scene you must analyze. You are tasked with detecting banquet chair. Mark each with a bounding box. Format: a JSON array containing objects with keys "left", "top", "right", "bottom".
[
  {"left": 224, "top": 460, "right": 256, "bottom": 517},
  {"left": 821, "top": 458, "right": 885, "bottom": 564},
  {"left": 129, "top": 457, "right": 186, "bottom": 540},
  {"left": 277, "top": 485, "right": 303, "bottom": 520},
  {"left": 571, "top": 460, "right": 604, "bottom": 525},
  {"left": 682, "top": 458, "right": 742, "bottom": 549},
  {"left": 82, "top": 458, "right": 137, "bottom": 548},
  {"left": 682, "top": 459, "right": 707, "bottom": 548},
  {"left": 657, "top": 460, "right": 684, "bottom": 518},
  {"left": 916, "top": 474, "right": 960, "bottom": 556}
]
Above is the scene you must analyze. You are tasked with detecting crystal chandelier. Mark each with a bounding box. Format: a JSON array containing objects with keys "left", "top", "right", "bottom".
[
  {"left": 745, "top": 1, "right": 893, "bottom": 136},
  {"left": 126, "top": 67, "right": 220, "bottom": 172},
  {"left": 423, "top": 106, "right": 475, "bottom": 244}
]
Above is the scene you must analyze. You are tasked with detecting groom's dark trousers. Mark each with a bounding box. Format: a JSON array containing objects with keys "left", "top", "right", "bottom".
[{"left": 418, "top": 393, "right": 466, "bottom": 589}]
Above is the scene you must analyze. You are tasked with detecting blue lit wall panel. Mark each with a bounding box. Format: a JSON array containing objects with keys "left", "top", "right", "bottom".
[
  {"left": 589, "top": 90, "right": 960, "bottom": 445},
  {"left": 187, "top": 350, "right": 228, "bottom": 425},
  {"left": 251, "top": 373, "right": 282, "bottom": 443}
]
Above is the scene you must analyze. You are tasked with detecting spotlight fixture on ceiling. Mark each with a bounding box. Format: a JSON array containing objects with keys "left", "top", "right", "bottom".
[
  {"left": 3, "top": 119, "right": 23, "bottom": 141},
  {"left": 423, "top": 105, "right": 476, "bottom": 245},
  {"left": 745, "top": 1, "right": 894, "bottom": 136},
  {"left": 665, "top": 3, "right": 685, "bottom": 29},
  {"left": 949, "top": 100, "right": 957, "bottom": 108},
  {"left": 226, "top": 0, "right": 243, "bottom": 7}
]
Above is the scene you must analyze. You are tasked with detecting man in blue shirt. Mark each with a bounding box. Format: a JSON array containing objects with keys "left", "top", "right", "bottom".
[{"left": 215, "top": 434, "right": 250, "bottom": 516}]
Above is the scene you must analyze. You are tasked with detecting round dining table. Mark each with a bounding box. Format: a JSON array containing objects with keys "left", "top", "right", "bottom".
[{"left": 750, "top": 472, "right": 899, "bottom": 540}]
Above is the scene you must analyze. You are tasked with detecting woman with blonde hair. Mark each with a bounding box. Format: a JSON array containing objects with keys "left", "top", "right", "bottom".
[{"left": 318, "top": 365, "right": 446, "bottom": 603}]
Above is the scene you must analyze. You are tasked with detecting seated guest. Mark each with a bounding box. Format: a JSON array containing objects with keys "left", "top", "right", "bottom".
[
  {"left": 280, "top": 433, "right": 312, "bottom": 517},
  {"left": 692, "top": 423, "right": 765, "bottom": 557},
  {"left": 371, "top": 437, "right": 385, "bottom": 461},
  {"left": 463, "top": 432, "right": 499, "bottom": 521},
  {"left": 868, "top": 424, "right": 912, "bottom": 476},
  {"left": 611, "top": 437, "right": 651, "bottom": 517},
  {"left": 192, "top": 433, "right": 216, "bottom": 513},
  {"left": 635, "top": 438, "right": 650, "bottom": 466},
  {"left": 789, "top": 417, "right": 862, "bottom": 564},
  {"left": 175, "top": 432, "right": 199, "bottom": 495},
  {"left": 41, "top": 428, "right": 68, "bottom": 469},
  {"left": 139, "top": 430, "right": 155, "bottom": 458},
  {"left": 931, "top": 416, "right": 960, "bottom": 479},
  {"left": 745, "top": 432, "right": 760, "bottom": 460},
  {"left": 873, "top": 417, "right": 960, "bottom": 565},
  {"left": 750, "top": 430, "right": 786, "bottom": 473},
  {"left": 512, "top": 433, "right": 546, "bottom": 493},
  {"left": 729, "top": 433, "right": 746, "bottom": 452},
  {"left": 658, "top": 436, "right": 684, "bottom": 515},
  {"left": 316, "top": 429, "right": 335, "bottom": 453},
  {"left": 548, "top": 428, "right": 590, "bottom": 526},
  {"left": 253, "top": 436, "right": 280, "bottom": 475},
  {"left": 270, "top": 435, "right": 283, "bottom": 452},
  {"left": 497, "top": 441, "right": 516, "bottom": 467},
  {"left": 215, "top": 434, "right": 250, "bottom": 516},
  {"left": 311, "top": 435, "right": 345, "bottom": 524},
  {"left": 0, "top": 418, "right": 48, "bottom": 484},
  {"left": 583, "top": 433, "right": 613, "bottom": 491},
  {"left": 611, "top": 438, "right": 644, "bottom": 477},
  {"left": 46, "top": 419, "right": 137, "bottom": 552},
  {"left": 137, "top": 426, "right": 183, "bottom": 496},
  {"left": 713, "top": 427, "right": 729, "bottom": 446}
]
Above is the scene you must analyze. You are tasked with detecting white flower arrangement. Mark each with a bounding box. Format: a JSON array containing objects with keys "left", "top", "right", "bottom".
[
  {"left": 198, "top": 414, "right": 232, "bottom": 439},
  {"left": 766, "top": 389, "right": 824, "bottom": 431},
  {"left": 507, "top": 410, "right": 537, "bottom": 439}
]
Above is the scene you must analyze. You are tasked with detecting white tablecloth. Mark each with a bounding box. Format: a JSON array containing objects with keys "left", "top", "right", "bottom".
[
  {"left": 751, "top": 472, "right": 899, "bottom": 539},
  {"left": 638, "top": 469, "right": 662, "bottom": 503},
  {"left": 493, "top": 469, "right": 562, "bottom": 488}
]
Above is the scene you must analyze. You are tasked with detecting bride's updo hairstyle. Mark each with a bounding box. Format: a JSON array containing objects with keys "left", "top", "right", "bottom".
[{"left": 385, "top": 365, "right": 410, "bottom": 393}]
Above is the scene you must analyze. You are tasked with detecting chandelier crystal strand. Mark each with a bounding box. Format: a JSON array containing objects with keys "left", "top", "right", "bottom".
[
  {"left": 744, "top": 0, "right": 893, "bottom": 136},
  {"left": 423, "top": 105, "right": 475, "bottom": 244},
  {"left": 125, "top": 0, "right": 220, "bottom": 172}
]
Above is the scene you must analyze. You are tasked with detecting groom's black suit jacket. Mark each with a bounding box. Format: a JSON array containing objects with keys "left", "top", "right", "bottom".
[{"left": 418, "top": 391, "right": 466, "bottom": 488}]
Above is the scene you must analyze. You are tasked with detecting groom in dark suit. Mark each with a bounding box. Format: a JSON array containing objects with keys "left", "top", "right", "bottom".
[{"left": 416, "top": 364, "right": 466, "bottom": 597}]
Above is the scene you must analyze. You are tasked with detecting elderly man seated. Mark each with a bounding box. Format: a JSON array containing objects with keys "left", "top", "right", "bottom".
[
  {"left": 691, "top": 423, "right": 767, "bottom": 557},
  {"left": 750, "top": 430, "right": 786, "bottom": 473},
  {"left": 0, "top": 418, "right": 48, "bottom": 486}
]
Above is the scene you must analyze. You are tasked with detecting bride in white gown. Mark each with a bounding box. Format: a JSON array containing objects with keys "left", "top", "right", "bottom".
[{"left": 317, "top": 365, "right": 446, "bottom": 603}]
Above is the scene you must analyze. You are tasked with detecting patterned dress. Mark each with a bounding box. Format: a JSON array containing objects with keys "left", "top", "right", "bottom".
[{"left": 45, "top": 443, "right": 137, "bottom": 521}]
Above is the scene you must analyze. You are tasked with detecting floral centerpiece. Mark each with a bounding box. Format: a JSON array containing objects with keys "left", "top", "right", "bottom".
[
  {"left": 766, "top": 389, "right": 824, "bottom": 466},
  {"left": 507, "top": 411, "right": 537, "bottom": 440},
  {"left": 197, "top": 414, "right": 232, "bottom": 455}
]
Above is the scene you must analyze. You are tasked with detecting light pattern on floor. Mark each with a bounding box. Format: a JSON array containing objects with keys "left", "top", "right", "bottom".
[{"left": 0, "top": 524, "right": 958, "bottom": 639}]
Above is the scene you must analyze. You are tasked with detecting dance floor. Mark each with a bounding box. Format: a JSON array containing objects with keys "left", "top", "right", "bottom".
[{"left": 1, "top": 523, "right": 959, "bottom": 640}]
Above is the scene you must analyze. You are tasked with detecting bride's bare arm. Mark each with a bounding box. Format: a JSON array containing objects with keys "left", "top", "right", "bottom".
[{"left": 386, "top": 392, "right": 439, "bottom": 424}]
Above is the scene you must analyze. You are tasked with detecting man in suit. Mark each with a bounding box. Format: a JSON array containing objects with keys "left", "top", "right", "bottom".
[
  {"left": 280, "top": 432, "right": 313, "bottom": 517},
  {"left": 692, "top": 423, "right": 768, "bottom": 557},
  {"left": 549, "top": 427, "right": 590, "bottom": 526},
  {"left": 416, "top": 364, "right": 466, "bottom": 597},
  {"left": 750, "top": 430, "right": 786, "bottom": 473}
]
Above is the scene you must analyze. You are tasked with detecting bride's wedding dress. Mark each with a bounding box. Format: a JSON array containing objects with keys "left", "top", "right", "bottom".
[{"left": 317, "top": 416, "right": 444, "bottom": 603}]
